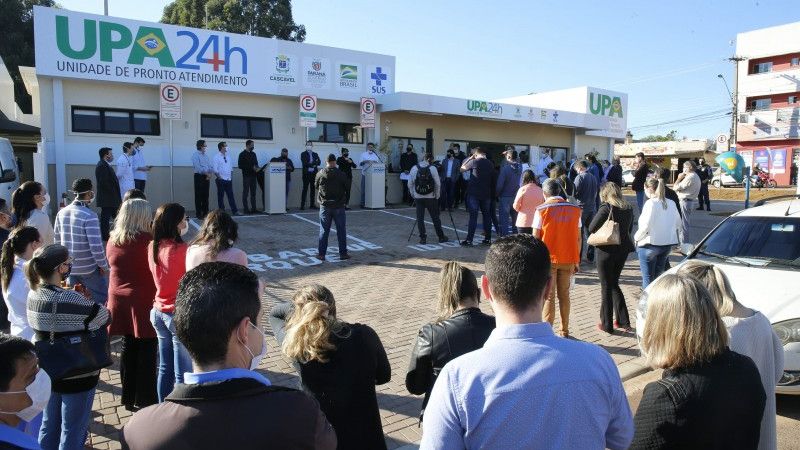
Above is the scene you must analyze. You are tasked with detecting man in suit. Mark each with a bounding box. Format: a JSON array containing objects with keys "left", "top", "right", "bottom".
[
  {"left": 300, "top": 140, "right": 321, "bottom": 210},
  {"left": 237, "top": 139, "right": 260, "bottom": 214},
  {"left": 440, "top": 147, "right": 459, "bottom": 211},
  {"left": 95, "top": 147, "right": 121, "bottom": 241},
  {"left": 336, "top": 148, "right": 357, "bottom": 209}
]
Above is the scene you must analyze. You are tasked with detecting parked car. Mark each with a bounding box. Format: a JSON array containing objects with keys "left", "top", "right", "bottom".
[
  {"left": 636, "top": 195, "right": 800, "bottom": 394},
  {"left": 711, "top": 171, "right": 741, "bottom": 188},
  {"left": 0, "top": 138, "right": 20, "bottom": 205},
  {"left": 621, "top": 169, "right": 635, "bottom": 187}
]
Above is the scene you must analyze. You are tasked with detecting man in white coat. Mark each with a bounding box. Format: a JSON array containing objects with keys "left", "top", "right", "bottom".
[
  {"left": 116, "top": 142, "right": 136, "bottom": 198},
  {"left": 536, "top": 148, "right": 554, "bottom": 184},
  {"left": 674, "top": 160, "right": 702, "bottom": 238}
]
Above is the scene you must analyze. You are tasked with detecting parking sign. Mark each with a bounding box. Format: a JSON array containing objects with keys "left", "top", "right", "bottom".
[
  {"left": 360, "top": 97, "right": 376, "bottom": 128},
  {"left": 160, "top": 83, "right": 182, "bottom": 119},
  {"left": 299, "top": 94, "right": 317, "bottom": 127}
]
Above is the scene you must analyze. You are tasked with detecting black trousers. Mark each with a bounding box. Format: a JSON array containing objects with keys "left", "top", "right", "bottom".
[
  {"left": 415, "top": 198, "right": 446, "bottom": 239},
  {"left": 402, "top": 179, "right": 413, "bottom": 205},
  {"left": 698, "top": 183, "right": 711, "bottom": 210},
  {"left": 596, "top": 249, "right": 631, "bottom": 331},
  {"left": 100, "top": 207, "right": 116, "bottom": 242},
  {"left": 454, "top": 177, "right": 467, "bottom": 206},
  {"left": 120, "top": 335, "right": 158, "bottom": 409},
  {"left": 242, "top": 174, "right": 257, "bottom": 212},
  {"left": 301, "top": 175, "right": 316, "bottom": 208},
  {"left": 193, "top": 174, "right": 210, "bottom": 218},
  {"left": 134, "top": 179, "right": 146, "bottom": 192},
  {"left": 344, "top": 176, "right": 353, "bottom": 206}
]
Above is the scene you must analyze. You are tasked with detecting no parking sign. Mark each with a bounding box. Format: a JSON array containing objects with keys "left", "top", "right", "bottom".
[
  {"left": 360, "top": 97, "right": 376, "bottom": 128},
  {"left": 299, "top": 94, "right": 317, "bottom": 127},
  {"left": 159, "top": 83, "right": 182, "bottom": 119}
]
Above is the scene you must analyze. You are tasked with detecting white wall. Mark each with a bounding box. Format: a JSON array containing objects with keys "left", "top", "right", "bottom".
[{"left": 574, "top": 135, "right": 613, "bottom": 160}]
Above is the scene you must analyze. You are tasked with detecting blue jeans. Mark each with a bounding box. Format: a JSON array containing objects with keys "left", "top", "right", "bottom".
[
  {"left": 39, "top": 388, "right": 95, "bottom": 450},
  {"left": 150, "top": 309, "right": 193, "bottom": 402},
  {"left": 215, "top": 178, "right": 238, "bottom": 214},
  {"left": 635, "top": 190, "right": 645, "bottom": 213},
  {"left": 637, "top": 244, "right": 672, "bottom": 288},
  {"left": 318, "top": 207, "right": 347, "bottom": 257},
  {"left": 498, "top": 196, "right": 517, "bottom": 236},
  {"left": 67, "top": 268, "right": 108, "bottom": 305},
  {"left": 465, "top": 195, "right": 492, "bottom": 242}
]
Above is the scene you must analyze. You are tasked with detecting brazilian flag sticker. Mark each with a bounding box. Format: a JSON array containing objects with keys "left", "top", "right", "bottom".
[{"left": 137, "top": 33, "right": 166, "bottom": 56}]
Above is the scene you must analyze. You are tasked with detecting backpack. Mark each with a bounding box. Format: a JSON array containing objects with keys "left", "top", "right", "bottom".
[{"left": 414, "top": 164, "right": 435, "bottom": 195}]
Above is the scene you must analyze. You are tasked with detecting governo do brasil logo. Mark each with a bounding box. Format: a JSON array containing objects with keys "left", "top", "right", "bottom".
[{"left": 54, "top": 14, "right": 248, "bottom": 73}]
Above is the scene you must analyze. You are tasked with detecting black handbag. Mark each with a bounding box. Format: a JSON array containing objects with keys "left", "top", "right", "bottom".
[{"left": 34, "top": 290, "right": 112, "bottom": 382}]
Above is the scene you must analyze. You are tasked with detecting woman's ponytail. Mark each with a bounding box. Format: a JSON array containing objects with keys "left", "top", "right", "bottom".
[
  {"left": 1, "top": 227, "right": 40, "bottom": 291},
  {"left": 24, "top": 257, "right": 42, "bottom": 291},
  {"left": 281, "top": 285, "right": 339, "bottom": 363}
]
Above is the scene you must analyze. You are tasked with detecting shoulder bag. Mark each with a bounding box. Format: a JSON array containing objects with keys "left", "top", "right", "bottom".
[
  {"left": 34, "top": 290, "right": 112, "bottom": 382},
  {"left": 587, "top": 207, "right": 620, "bottom": 246}
]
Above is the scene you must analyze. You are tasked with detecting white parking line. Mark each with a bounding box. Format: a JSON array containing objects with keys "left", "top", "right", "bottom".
[
  {"left": 288, "top": 213, "right": 373, "bottom": 246},
  {"left": 380, "top": 209, "right": 468, "bottom": 235}
]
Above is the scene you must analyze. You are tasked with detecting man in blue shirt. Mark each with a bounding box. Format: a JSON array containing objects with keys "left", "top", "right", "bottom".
[
  {"left": 421, "top": 235, "right": 633, "bottom": 450},
  {"left": 121, "top": 263, "right": 336, "bottom": 449}
]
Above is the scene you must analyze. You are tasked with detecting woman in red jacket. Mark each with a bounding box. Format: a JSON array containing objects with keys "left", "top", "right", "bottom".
[
  {"left": 147, "top": 203, "right": 191, "bottom": 402},
  {"left": 106, "top": 199, "right": 158, "bottom": 411}
]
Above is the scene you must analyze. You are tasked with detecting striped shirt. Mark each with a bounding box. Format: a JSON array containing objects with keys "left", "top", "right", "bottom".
[
  {"left": 54, "top": 200, "right": 109, "bottom": 275},
  {"left": 27, "top": 284, "right": 110, "bottom": 335}
]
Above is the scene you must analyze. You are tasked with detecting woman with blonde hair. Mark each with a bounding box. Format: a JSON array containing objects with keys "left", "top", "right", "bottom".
[
  {"left": 269, "top": 284, "right": 390, "bottom": 450},
  {"left": 677, "top": 260, "right": 782, "bottom": 450},
  {"left": 588, "top": 182, "right": 635, "bottom": 334},
  {"left": 631, "top": 274, "right": 766, "bottom": 449},
  {"left": 106, "top": 199, "right": 158, "bottom": 410},
  {"left": 633, "top": 177, "right": 681, "bottom": 288},
  {"left": 405, "top": 261, "right": 495, "bottom": 420}
]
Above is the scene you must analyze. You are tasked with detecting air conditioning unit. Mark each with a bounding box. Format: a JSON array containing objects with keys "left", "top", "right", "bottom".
[{"left": 738, "top": 114, "right": 749, "bottom": 123}]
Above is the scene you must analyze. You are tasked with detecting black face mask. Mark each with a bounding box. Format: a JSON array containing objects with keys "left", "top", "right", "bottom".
[
  {"left": 343, "top": 153, "right": 349, "bottom": 157},
  {"left": 406, "top": 148, "right": 412, "bottom": 152}
]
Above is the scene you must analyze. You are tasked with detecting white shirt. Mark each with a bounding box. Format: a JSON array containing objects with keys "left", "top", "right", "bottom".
[
  {"left": 213, "top": 151, "right": 233, "bottom": 181},
  {"left": 2, "top": 258, "right": 33, "bottom": 341},
  {"left": 536, "top": 155, "right": 554, "bottom": 182},
  {"left": 132, "top": 148, "right": 147, "bottom": 181},
  {"left": 116, "top": 153, "right": 135, "bottom": 196},
  {"left": 674, "top": 171, "right": 701, "bottom": 201},
  {"left": 634, "top": 197, "right": 682, "bottom": 246},
  {"left": 358, "top": 151, "right": 381, "bottom": 169},
  {"left": 23, "top": 209, "right": 54, "bottom": 246}
]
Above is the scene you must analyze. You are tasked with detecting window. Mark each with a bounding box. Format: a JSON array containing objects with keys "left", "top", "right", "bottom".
[
  {"left": 751, "top": 62, "right": 773, "bottom": 74},
  {"left": 307, "top": 121, "right": 362, "bottom": 144},
  {"left": 71, "top": 107, "right": 160, "bottom": 135},
  {"left": 749, "top": 98, "right": 772, "bottom": 111},
  {"left": 789, "top": 96, "right": 798, "bottom": 105},
  {"left": 792, "top": 57, "right": 799, "bottom": 67},
  {"left": 200, "top": 114, "right": 272, "bottom": 140}
]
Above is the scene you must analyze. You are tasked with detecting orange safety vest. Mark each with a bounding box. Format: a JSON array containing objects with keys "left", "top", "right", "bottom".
[{"left": 537, "top": 198, "right": 582, "bottom": 264}]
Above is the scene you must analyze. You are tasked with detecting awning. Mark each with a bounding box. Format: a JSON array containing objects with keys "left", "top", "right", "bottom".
[{"left": 614, "top": 140, "right": 713, "bottom": 158}]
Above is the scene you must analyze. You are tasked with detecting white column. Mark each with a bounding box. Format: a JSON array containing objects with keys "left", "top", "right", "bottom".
[{"left": 52, "top": 79, "right": 67, "bottom": 202}]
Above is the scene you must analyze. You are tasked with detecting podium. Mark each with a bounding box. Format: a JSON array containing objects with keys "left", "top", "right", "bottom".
[
  {"left": 264, "top": 162, "right": 286, "bottom": 214},
  {"left": 363, "top": 163, "right": 385, "bottom": 209}
]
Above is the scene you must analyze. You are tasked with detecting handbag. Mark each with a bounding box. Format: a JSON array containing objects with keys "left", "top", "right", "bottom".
[
  {"left": 587, "top": 207, "right": 621, "bottom": 246},
  {"left": 34, "top": 290, "right": 112, "bottom": 382}
]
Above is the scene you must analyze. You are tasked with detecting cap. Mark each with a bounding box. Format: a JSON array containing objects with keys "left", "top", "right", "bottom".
[{"left": 31, "top": 244, "right": 69, "bottom": 273}]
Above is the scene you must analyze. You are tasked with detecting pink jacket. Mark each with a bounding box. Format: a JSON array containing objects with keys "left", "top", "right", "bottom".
[{"left": 513, "top": 183, "right": 545, "bottom": 227}]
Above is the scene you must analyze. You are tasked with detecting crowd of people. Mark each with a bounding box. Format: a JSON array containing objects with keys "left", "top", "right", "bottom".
[{"left": 0, "top": 139, "right": 782, "bottom": 450}]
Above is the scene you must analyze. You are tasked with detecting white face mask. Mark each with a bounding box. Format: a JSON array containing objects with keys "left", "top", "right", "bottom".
[
  {"left": 0, "top": 369, "right": 51, "bottom": 422},
  {"left": 40, "top": 193, "right": 50, "bottom": 208},
  {"left": 305, "top": 146, "right": 312, "bottom": 151},
  {"left": 242, "top": 322, "right": 267, "bottom": 370},
  {"left": 179, "top": 222, "right": 189, "bottom": 237}
]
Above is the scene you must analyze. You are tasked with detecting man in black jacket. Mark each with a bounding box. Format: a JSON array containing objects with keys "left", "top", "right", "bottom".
[
  {"left": 400, "top": 144, "right": 419, "bottom": 205},
  {"left": 238, "top": 140, "right": 259, "bottom": 214},
  {"left": 300, "top": 141, "right": 321, "bottom": 210},
  {"left": 336, "top": 148, "right": 357, "bottom": 209},
  {"left": 315, "top": 154, "right": 350, "bottom": 261},
  {"left": 606, "top": 158, "right": 623, "bottom": 187},
  {"left": 95, "top": 147, "right": 121, "bottom": 241},
  {"left": 695, "top": 157, "right": 713, "bottom": 211},
  {"left": 631, "top": 152, "right": 649, "bottom": 213},
  {"left": 121, "top": 262, "right": 336, "bottom": 450}
]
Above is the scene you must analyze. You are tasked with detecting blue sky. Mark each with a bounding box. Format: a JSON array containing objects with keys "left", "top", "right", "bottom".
[{"left": 56, "top": 0, "right": 799, "bottom": 139}]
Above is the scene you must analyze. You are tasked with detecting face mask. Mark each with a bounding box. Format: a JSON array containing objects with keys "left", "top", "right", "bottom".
[
  {"left": 368, "top": 149, "right": 374, "bottom": 154},
  {"left": 0, "top": 369, "right": 52, "bottom": 422},
  {"left": 179, "top": 222, "right": 189, "bottom": 237},
  {"left": 61, "top": 262, "right": 72, "bottom": 281},
  {"left": 305, "top": 146, "right": 312, "bottom": 151},
  {"left": 241, "top": 321, "right": 267, "bottom": 370},
  {"left": 41, "top": 193, "right": 50, "bottom": 207}
]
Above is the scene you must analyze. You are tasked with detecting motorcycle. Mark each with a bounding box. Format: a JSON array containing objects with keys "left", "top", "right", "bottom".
[{"left": 751, "top": 170, "right": 777, "bottom": 189}]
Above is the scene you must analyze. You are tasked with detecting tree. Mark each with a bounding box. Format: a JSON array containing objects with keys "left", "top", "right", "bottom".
[
  {"left": 0, "top": 0, "right": 57, "bottom": 113},
  {"left": 638, "top": 130, "right": 678, "bottom": 142},
  {"left": 162, "top": 0, "right": 306, "bottom": 42}
]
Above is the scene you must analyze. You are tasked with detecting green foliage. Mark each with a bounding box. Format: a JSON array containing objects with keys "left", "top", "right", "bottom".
[
  {"left": 162, "top": 0, "right": 306, "bottom": 42},
  {"left": 638, "top": 130, "right": 678, "bottom": 142},
  {"left": 0, "top": 0, "right": 57, "bottom": 113}
]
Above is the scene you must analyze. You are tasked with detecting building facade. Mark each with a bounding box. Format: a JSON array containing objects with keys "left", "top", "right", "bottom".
[{"left": 735, "top": 21, "right": 800, "bottom": 186}]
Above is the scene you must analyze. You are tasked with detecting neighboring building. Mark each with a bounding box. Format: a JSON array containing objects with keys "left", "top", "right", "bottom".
[
  {"left": 0, "top": 58, "right": 39, "bottom": 182},
  {"left": 614, "top": 138, "right": 715, "bottom": 181},
  {"left": 735, "top": 21, "right": 800, "bottom": 187},
  {"left": 31, "top": 6, "right": 627, "bottom": 208}
]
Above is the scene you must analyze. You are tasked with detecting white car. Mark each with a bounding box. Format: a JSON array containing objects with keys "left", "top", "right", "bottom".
[
  {"left": 711, "top": 172, "right": 741, "bottom": 188},
  {"left": 636, "top": 195, "right": 800, "bottom": 394},
  {"left": 622, "top": 169, "right": 635, "bottom": 187}
]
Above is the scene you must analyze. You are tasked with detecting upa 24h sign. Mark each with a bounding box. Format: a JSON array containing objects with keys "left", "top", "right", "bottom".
[{"left": 33, "top": 6, "right": 395, "bottom": 103}]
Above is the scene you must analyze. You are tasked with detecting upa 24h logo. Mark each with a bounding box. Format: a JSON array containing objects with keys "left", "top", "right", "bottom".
[
  {"left": 54, "top": 15, "right": 248, "bottom": 73},
  {"left": 589, "top": 92, "right": 624, "bottom": 118}
]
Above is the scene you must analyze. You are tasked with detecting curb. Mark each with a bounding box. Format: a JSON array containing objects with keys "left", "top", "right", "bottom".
[{"left": 618, "top": 356, "right": 652, "bottom": 382}]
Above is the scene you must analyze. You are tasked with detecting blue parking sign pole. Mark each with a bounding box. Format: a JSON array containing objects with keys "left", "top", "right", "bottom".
[{"left": 744, "top": 166, "right": 751, "bottom": 209}]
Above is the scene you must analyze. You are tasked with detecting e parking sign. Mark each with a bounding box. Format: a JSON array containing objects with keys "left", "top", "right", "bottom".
[
  {"left": 159, "top": 83, "right": 182, "bottom": 119},
  {"left": 299, "top": 94, "right": 317, "bottom": 127},
  {"left": 360, "top": 97, "right": 376, "bottom": 128}
]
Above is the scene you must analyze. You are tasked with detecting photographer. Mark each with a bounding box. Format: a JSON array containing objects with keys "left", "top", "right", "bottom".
[{"left": 408, "top": 152, "right": 449, "bottom": 245}]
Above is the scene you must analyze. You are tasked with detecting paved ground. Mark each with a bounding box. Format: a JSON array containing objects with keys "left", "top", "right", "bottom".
[{"left": 87, "top": 198, "right": 742, "bottom": 449}]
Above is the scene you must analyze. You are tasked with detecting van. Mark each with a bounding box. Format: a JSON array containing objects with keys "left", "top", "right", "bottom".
[{"left": 0, "top": 138, "right": 21, "bottom": 206}]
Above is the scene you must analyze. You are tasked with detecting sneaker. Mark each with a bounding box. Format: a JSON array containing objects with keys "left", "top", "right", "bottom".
[
  {"left": 438, "top": 236, "right": 449, "bottom": 243},
  {"left": 315, "top": 254, "right": 325, "bottom": 261},
  {"left": 480, "top": 239, "right": 491, "bottom": 246},
  {"left": 419, "top": 237, "right": 427, "bottom": 245},
  {"left": 339, "top": 254, "right": 352, "bottom": 260},
  {"left": 460, "top": 240, "right": 473, "bottom": 247}
]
